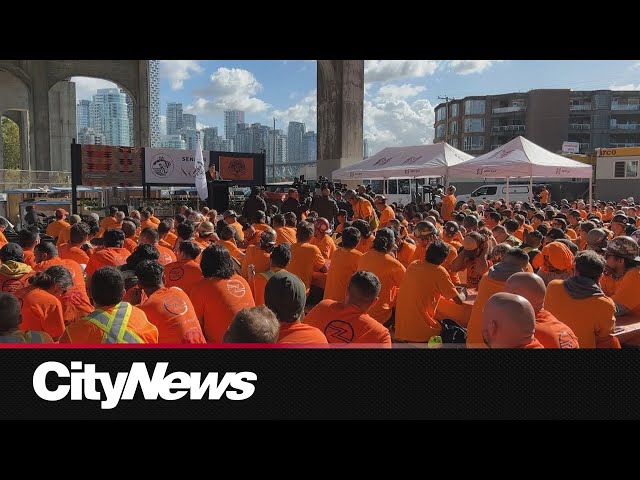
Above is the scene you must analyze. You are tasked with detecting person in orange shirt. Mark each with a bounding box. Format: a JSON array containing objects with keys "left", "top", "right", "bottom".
[
  {"left": 538, "top": 185, "right": 549, "bottom": 207},
  {"left": 195, "top": 221, "right": 219, "bottom": 249},
  {"left": 165, "top": 241, "right": 203, "bottom": 295},
  {"left": 272, "top": 213, "right": 297, "bottom": 245},
  {"left": 241, "top": 223, "right": 261, "bottom": 249},
  {"left": 121, "top": 220, "right": 139, "bottom": 253},
  {"left": 544, "top": 250, "right": 618, "bottom": 348},
  {"left": 482, "top": 292, "right": 544, "bottom": 348},
  {"left": 55, "top": 213, "right": 80, "bottom": 246},
  {"left": 33, "top": 241, "right": 85, "bottom": 290},
  {"left": 451, "top": 232, "right": 491, "bottom": 290},
  {"left": 411, "top": 221, "right": 460, "bottom": 284},
  {"left": 374, "top": 196, "right": 396, "bottom": 228},
  {"left": 158, "top": 219, "right": 178, "bottom": 249},
  {"left": 264, "top": 271, "right": 328, "bottom": 344},
  {"left": 252, "top": 210, "right": 270, "bottom": 233},
  {"left": 352, "top": 219, "right": 374, "bottom": 254},
  {"left": 135, "top": 260, "right": 205, "bottom": 344},
  {"left": 139, "top": 226, "right": 176, "bottom": 266},
  {"left": 97, "top": 207, "right": 120, "bottom": 238},
  {"left": 0, "top": 293, "right": 53, "bottom": 343},
  {"left": 288, "top": 221, "right": 327, "bottom": 292},
  {"left": 58, "top": 222, "right": 92, "bottom": 267},
  {"left": 306, "top": 271, "right": 391, "bottom": 346},
  {"left": 13, "top": 270, "right": 65, "bottom": 340},
  {"left": 442, "top": 221, "right": 464, "bottom": 251},
  {"left": 505, "top": 272, "right": 579, "bottom": 348},
  {"left": 440, "top": 185, "right": 457, "bottom": 222},
  {"left": 534, "top": 241, "right": 574, "bottom": 285},
  {"left": 387, "top": 219, "right": 416, "bottom": 269},
  {"left": 242, "top": 229, "right": 276, "bottom": 279},
  {"left": 0, "top": 243, "right": 34, "bottom": 294},
  {"left": 59, "top": 266, "right": 158, "bottom": 344},
  {"left": 602, "top": 205, "right": 614, "bottom": 223},
  {"left": 45, "top": 208, "right": 71, "bottom": 243},
  {"left": 345, "top": 189, "right": 378, "bottom": 232},
  {"left": 467, "top": 247, "right": 529, "bottom": 348},
  {"left": 84, "top": 229, "right": 131, "bottom": 283},
  {"left": 18, "top": 226, "right": 39, "bottom": 268},
  {"left": 577, "top": 221, "right": 595, "bottom": 251},
  {"left": 609, "top": 214, "right": 628, "bottom": 238},
  {"left": 191, "top": 244, "right": 255, "bottom": 343},
  {"left": 139, "top": 209, "right": 157, "bottom": 231},
  {"left": 0, "top": 218, "right": 10, "bottom": 247},
  {"left": 251, "top": 243, "right": 291, "bottom": 306},
  {"left": 218, "top": 225, "right": 245, "bottom": 263},
  {"left": 310, "top": 217, "right": 337, "bottom": 261},
  {"left": 223, "top": 306, "right": 280, "bottom": 343},
  {"left": 223, "top": 210, "right": 244, "bottom": 242},
  {"left": 395, "top": 240, "right": 465, "bottom": 343},
  {"left": 173, "top": 220, "right": 195, "bottom": 255},
  {"left": 146, "top": 206, "right": 161, "bottom": 226},
  {"left": 323, "top": 226, "right": 362, "bottom": 302},
  {"left": 568, "top": 209, "right": 582, "bottom": 233},
  {"left": 357, "top": 228, "right": 406, "bottom": 326},
  {"left": 602, "top": 236, "right": 640, "bottom": 319},
  {"left": 333, "top": 209, "right": 348, "bottom": 237}
]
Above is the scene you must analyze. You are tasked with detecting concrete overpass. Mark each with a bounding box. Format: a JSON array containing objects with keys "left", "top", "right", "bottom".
[{"left": 0, "top": 60, "right": 362, "bottom": 177}]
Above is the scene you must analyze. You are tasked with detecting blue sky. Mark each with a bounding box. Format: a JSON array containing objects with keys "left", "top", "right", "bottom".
[{"left": 72, "top": 60, "right": 640, "bottom": 155}]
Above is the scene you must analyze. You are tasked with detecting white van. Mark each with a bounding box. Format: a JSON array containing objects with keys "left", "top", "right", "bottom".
[{"left": 455, "top": 184, "right": 539, "bottom": 208}]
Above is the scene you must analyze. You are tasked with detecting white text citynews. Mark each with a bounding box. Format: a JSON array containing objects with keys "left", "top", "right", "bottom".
[{"left": 33, "top": 361, "right": 257, "bottom": 410}]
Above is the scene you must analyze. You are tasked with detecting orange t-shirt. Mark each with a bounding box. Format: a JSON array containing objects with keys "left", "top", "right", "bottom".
[
  {"left": 46, "top": 219, "right": 70, "bottom": 240},
  {"left": 441, "top": 194, "right": 456, "bottom": 221},
  {"left": 191, "top": 274, "right": 255, "bottom": 343},
  {"left": 251, "top": 268, "right": 285, "bottom": 306},
  {"left": 228, "top": 221, "right": 244, "bottom": 242},
  {"left": 218, "top": 239, "right": 244, "bottom": 262},
  {"left": 357, "top": 250, "right": 406, "bottom": 324},
  {"left": 411, "top": 242, "right": 460, "bottom": 284},
  {"left": 0, "top": 230, "right": 7, "bottom": 243},
  {"left": 395, "top": 261, "right": 458, "bottom": 342},
  {"left": 138, "top": 287, "right": 206, "bottom": 344},
  {"left": 566, "top": 228, "right": 578, "bottom": 241},
  {"left": 539, "top": 190, "right": 549, "bottom": 204},
  {"left": 58, "top": 244, "right": 90, "bottom": 265},
  {"left": 378, "top": 206, "right": 396, "bottom": 226},
  {"left": 123, "top": 237, "right": 138, "bottom": 254},
  {"left": 253, "top": 223, "right": 270, "bottom": 233},
  {"left": 58, "top": 286, "right": 94, "bottom": 325},
  {"left": 97, "top": 216, "right": 119, "bottom": 237},
  {"left": 467, "top": 273, "right": 506, "bottom": 348},
  {"left": 544, "top": 279, "right": 615, "bottom": 348},
  {"left": 155, "top": 245, "right": 177, "bottom": 266},
  {"left": 34, "top": 257, "right": 86, "bottom": 289},
  {"left": 241, "top": 245, "right": 271, "bottom": 279},
  {"left": 15, "top": 286, "right": 65, "bottom": 339},
  {"left": 150, "top": 216, "right": 161, "bottom": 226},
  {"left": 355, "top": 236, "right": 374, "bottom": 255},
  {"left": 524, "top": 338, "right": 545, "bottom": 349},
  {"left": 305, "top": 300, "right": 391, "bottom": 346},
  {"left": 164, "top": 260, "right": 203, "bottom": 295},
  {"left": 288, "top": 242, "right": 326, "bottom": 291},
  {"left": 310, "top": 234, "right": 337, "bottom": 260},
  {"left": 514, "top": 227, "right": 525, "bottom": 242},
  {"left": 353, "top": 198, "right": 374, "bottom": 221},
  {"left": 396, "top": 241, "right": 417, "bottom": 269},
  {"left": 277, "top": 321, "right": 328, "bottom": 344},
  {"left": 324, "top": 248, "right": 363, "bottom": 303},
  {"left": 84, "top": 247, "right": 131, "bottom": 281},
  {"left": 140, "top": 219, "right": 157, "bottom": 230},
  {"left": 522, "top": 224, "right": 534, "bottom": 233},
  {"left": 0, "top": 270, "right": 33, "bottom": 294},
  {"left": 56, "top": 225, "right": 71, "bottom": 246},
  {"left": 23, "top": 248, "right": 36, "bottom": 268},
  {"left": 611, "top": 267, "right": 640, "bottom": 317},
  {"left": 275, "top": 226, "right": 297, "bottom": 245},
  {"left": 58, "top": 303, "right": 159, "bottom": 344},
  {"left": 600, "top": 273, "right": 620, "bottom": 297},
  {"left": 534, "top": 308, "right": 579, "bottom": 348},
  {"left": 163, "top": 232, "right": 178, "bottom": 249}
]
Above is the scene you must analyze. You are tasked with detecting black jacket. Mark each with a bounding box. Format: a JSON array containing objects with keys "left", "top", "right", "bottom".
[
  {"left": 281, "top": 197, "right": 308, "bottom": 217},
  {"left": 311, "top": 196, "right": 339, "bottom": 224},
  {"left": 242, "top": 195, "right": 267, "bottom": 222}
]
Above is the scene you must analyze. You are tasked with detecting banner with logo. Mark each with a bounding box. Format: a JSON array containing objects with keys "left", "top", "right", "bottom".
[
  {"left": 219, "top": 156, "right": 254, "bottom": 181},
  {"left": 145, "top": 148, "right": 210, "bottom": 185},
  {"left": 209, "top": 151, "right": 265, "bottom": 186},
  {"left": 81, "top": 145, "right": 142, "bottom": 186}
]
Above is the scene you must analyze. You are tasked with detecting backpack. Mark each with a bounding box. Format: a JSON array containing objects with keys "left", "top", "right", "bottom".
[{"left": 439, "top": 319, "right": 467, "bottom": 347}]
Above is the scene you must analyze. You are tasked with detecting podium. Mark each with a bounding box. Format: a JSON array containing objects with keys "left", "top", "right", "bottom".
[{"left": 207, "top": 180, "right": 231, "bottom": 213}]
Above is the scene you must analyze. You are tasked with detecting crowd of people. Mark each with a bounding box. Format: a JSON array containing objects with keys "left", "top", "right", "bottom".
[{"left": 0, "top": 182, "right": 638, "bottom": 348}]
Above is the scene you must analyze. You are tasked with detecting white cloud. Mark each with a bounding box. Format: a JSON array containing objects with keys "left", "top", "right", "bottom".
[
  {"left": 186, "top": 67, "right": 269, "bottom": 115},
  {"left": 631, "top": 62, "right": 640, "bottom": 70},
  {"left": 376, "top": 84, "right": 426, "bottom": 101},
  {"left": 159, "top": 60, "right": 204, "bottom": 91},
  {"left": 364, "top": 60, "right": 440, "bottom": 83},
  {"left": 159, "top": 115, "right": 167, "bottom": 136},
  {"left": 272, "top": 89, "right": 317, "bottom": 132},
  {"left": 71, "top": 77, "right": 119, "bottom": 101},
  {"left": 610, "top": 83, "right": 640, "bottom": 91},
  {"left": 196, "top": 122, "right": 209, "bottom": 130},
  {"left": 448, "top": 60, "right": 502, "bottom": 75}
]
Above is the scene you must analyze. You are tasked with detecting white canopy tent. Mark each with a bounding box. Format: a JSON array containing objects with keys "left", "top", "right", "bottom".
[
  {"left": 331, "top": 143, "right": 474, "bottom": 181},
  {"left": 447, "top": 136, "right": 594, "bottom": 208}
]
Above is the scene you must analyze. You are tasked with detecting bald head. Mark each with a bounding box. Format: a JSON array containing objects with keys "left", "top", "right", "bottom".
[
  {"left": 482, "top": 292, "right": 536, "bottom": 348},
  {"left": 504, "top": 272, "right": 546, "bottom": 313}
]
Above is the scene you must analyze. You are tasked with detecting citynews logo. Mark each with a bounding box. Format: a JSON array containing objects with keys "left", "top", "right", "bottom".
[{"left": 33, "top": 361, "right": 257, "bottom": 410}]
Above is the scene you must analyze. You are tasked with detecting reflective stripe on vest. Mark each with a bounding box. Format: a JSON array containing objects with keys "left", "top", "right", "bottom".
[{"left": 85, "top": 302, "right": 144, "bottom": 344}]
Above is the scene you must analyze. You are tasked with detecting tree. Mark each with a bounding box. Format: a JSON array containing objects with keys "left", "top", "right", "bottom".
[{"left": 1, "top": 116, "right": 21, "bottom": 169}]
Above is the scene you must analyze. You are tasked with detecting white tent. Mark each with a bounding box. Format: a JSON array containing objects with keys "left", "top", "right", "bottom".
[
  {"left": 447, "top": 136, "right": 594, "bottom": 207},
  {"left": 331, "top": 143, "right": 474, "bottom": 180}
]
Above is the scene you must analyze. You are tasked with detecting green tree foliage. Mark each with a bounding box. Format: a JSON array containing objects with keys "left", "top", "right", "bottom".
[{"left": 1, "top": 116, "right": 21, "bottom": 169}]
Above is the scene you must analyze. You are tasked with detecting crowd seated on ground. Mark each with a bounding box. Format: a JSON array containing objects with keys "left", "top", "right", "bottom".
[{"left": 1, "top": 186, "right": 639, "bottom": 348}]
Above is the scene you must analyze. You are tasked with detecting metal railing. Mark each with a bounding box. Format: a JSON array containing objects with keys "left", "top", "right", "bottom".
[
  {"left": 611, "top": 104, "right": 640, "bottom": 111},
  {"left": 569, "top": 123, "right": 591, "bottom": 129},
  {"left": 578, "top": 143, "right": 591, "bottom": 150},
  {"left": 492, "top": 106, "right": 526, "bottom": 113},
  {"left": 491, "top": 125, "right": 526, "bottom": 132},
  {"left": 0, "top": 169, "right": 72, "bottom": 190},
  {"left": 611, "top": 123, "right": 640, "bottom": 130},
  {"left": 610, "top": 143, "right": 640, "bottom": 147},
  {"left": 569, "top": 104, "right": 592, "bottom": 111}
]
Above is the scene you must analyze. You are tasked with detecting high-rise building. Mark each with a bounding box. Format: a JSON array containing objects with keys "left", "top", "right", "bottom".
[
  {"left": 433, "top": 88, "right": 640, "bottom": 155},
  {"left": 235, "top": 122, "right": 269, "bottom": 154},
  {"left": 76, "top": 100, "right": 91, "bottom": 136},
  {"left": 220, "top": 138, "right": 234, "bottom": 152},
  {"left": 363, "top": 138, "right": 369, "bottom": 159},
  {"left": 302, "top": 131, "right": 317, "bottom": 162},
  {"left": 121, "top": 88, "right": 134, "bottom": 146},
  {"left": 90, "top": 88, "right": 130, "bottom": 146},
  {"left": 166, "top": 102, "right": 183, "bottom": 135},
  {"left": 179, "top": 128, "right": 198, "bottom": 151},
  {"left": 224, "top": 110, "right": 245, "bottom": 143},
  {"left": 287, "top": 121, "right": 306, "bottom": 163},
  {"left": 78, "top": 127, "right": 106, "bottom": 145},
  {"left": 267, "top": 129, "right": 288, "bottom": 165},
  {"left": 149, "top": 60, "right": 161, "bottom": 147},
  {"left": 160, "top": 134, "right": 187, "bottom": 149},
  {"left": 203, "top": 127, "right": 219, "bottom": 150},
  {"left": 183, "top": 113, "right": 196, "bottom": 130}
]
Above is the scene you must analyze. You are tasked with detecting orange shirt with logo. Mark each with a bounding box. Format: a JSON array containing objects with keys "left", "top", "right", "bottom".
[
  {"left": 241, "top": 245, "right": 271, "bottom": 279},
  {"left": 611, "top": 267, "right": 640, "bottom": 317},
  {"left": 46, "top": 220, "right": 70, "bottom": 240},
  {"left": 275, "top": 226, "right": 297, "bottom": 245},
  {"left": 467, "top": 273, "right": 506, "bottom": 348},
  {"left": 0, "top": 270, "right": 33, "bottom": 295},
  {"left": 58, "top": 286, "right": 94, "bottom": 325},
  {"left": 15, "top": 286, "right": 65, "bottom": 339},
  {"left": 395, "top": 261, "right": 459, "bottom": 342},
  {"left": 155, "top": 245, "right": 177, "bottom": 266},
  {"left": 544, "top": 279, "right": 616, "bottom": 348},
  {"left": 278, "top": 322, "right": 328, "bottom": 344},
  {"left": 251, "top": 268, "right": 285, "bottom": 306},
  {"left": 534, "top": 308, "right": 579, "bottom": 348},
  {"left": 164, "top": 260, "right": 203, "bottom": 295},
  {"left": 310, "top": 234, "right": 337, "bottom": 260},
  {"left": 58, "top": 303, "right": 159, "bottom": 344},
  {"left": 34, "top": 257, "right": 85, "bottom": 289},
  {"left": 58, "top": 244, "right": 91, "bottom": 266},
  {"left": 138, "top": 287, "right": 206, "bottom": 344},
  {"left": 323, "top": 248, "right": 363, "bottom": 303},
  {"left": 85, "top": 247, "right": 131, "bottom": 280},
  {"left": 288, "top": 242, "right": 326, "bottom": 291},
  {"left": 305, "top": 300, "right": 391, "bottom": 346},
  {"left": 191, "top": 274, "right": 255, "bottom": 343},
  {"left": 357, "top": 250, "right": 406, "bottom": 324}
]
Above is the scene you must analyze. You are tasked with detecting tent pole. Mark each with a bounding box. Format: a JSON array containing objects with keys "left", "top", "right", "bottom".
[
  {"left": 506, "top": 177, "right": 510, "bottom": 206},
  {"left": 529, "top": 176, "right": 533, "bottom": 204},
  {"left": 589, "top": 175, "right": 593, "bottom": 213}
]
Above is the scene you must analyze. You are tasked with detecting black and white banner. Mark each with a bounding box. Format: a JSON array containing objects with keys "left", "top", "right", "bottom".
[{"left": 145, "top": 148, "right": 210, "bottom": 186}]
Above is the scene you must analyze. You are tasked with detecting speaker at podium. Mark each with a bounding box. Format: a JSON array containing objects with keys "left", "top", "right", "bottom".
[{"left": 208, "top": 180, "right": 231, "bottom": 213}]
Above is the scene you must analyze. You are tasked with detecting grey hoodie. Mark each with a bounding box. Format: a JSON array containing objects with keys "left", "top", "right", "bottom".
[{"left": 563, "top": 275, "right": 604, "bottom": 299}]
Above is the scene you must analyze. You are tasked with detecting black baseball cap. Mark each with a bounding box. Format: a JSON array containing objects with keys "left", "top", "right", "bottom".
[
  {"left": 264, "top": 271, "right": 307, "bottom": 322},
  {"left": 612, "top": 214, "right": 628, "bottom": 225}
]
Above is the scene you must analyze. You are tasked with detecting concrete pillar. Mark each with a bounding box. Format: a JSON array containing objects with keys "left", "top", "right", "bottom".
[
  {"left": 135, "top": 60, "right": 151, "bottom": 147},
  {"left": 317, "top": 60, "right": 364, "bottom": 179},
  {"left": 30, "top": 61, "right": 51, "bottom": 171},
  {"left": 48, "top": 81, "right": 76, "bottom": 171}
]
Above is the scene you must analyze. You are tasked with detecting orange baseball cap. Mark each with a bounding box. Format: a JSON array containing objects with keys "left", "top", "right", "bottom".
[{"left": 542, "top": 242, "right": 574, "bottom": 271}]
